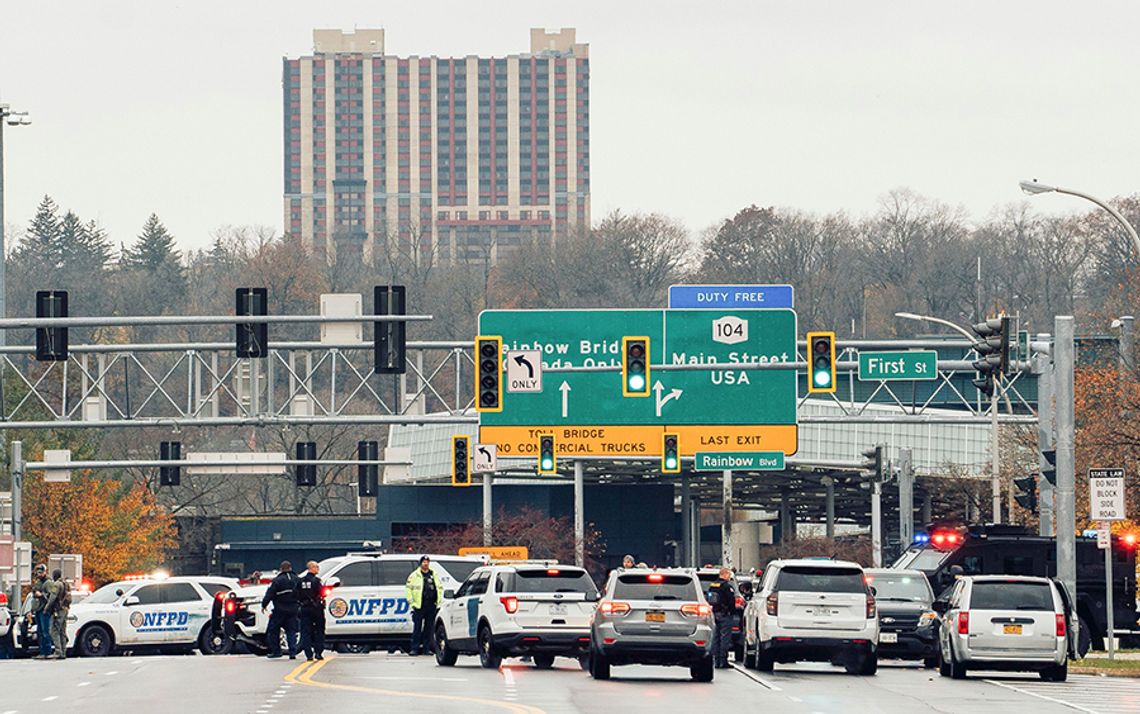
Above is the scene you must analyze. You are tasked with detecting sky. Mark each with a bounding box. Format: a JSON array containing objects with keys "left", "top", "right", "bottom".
[{"left": 1, "top": 0, "right": 1138, "bottom": 251}]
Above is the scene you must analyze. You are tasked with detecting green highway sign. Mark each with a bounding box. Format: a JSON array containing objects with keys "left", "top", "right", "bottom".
[
  {"left": 858, "top": 350, "right": 937, "bottom": 381},
  {"left": 694, "top": 451, "right": 785, "bottom": 472},
  {"left": 477, "top": 308, "right": 798, "bottom": 457}
]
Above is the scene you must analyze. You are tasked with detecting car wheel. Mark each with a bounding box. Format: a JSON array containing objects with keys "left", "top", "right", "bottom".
[
  {"left": 734, "top": 643, "right": 745, "bottom": 663},
  {"left": 79, "top": 624, "right": 113, "bottom": 658},
  {"left": 756, "top": 649, "right": 774, "bottom": 672},
  {"left": 533, "top": 654, "right": 555, "bottom": 669},
  {"left": 856, "top": 652, "right": 878, "bottom": 676},
  {"left": 949, "top": 650, "right": 967, "bottom": 680},
  {"left": 590, "top": 648, "right": 610, "bottom": 680},
  {"left": 690, "top": 654, "right": 715, "bottom": 682},
  {"left": 938, "top": 645, "right": 951, "bottom": 677},
  {"left": 198, "top": 624, "right": 232, "bottom": 655},
  {"left": 477, "top": 625, "right": 501, "bottom": 669},
  {"left": 1040, "top": 662, "right": 1068, "bottom": 682},
  {"left": 578, "top": 654, "right": 590, "bottom": 671},
  {"left": 923, "top": 654, "right": 938, "bottom": 670},
  {"left": 434, "top": 623, "right": 458, "bottom": 666},
  {"left": 743, "top": 640, "right": 757, "bottom": 669}
]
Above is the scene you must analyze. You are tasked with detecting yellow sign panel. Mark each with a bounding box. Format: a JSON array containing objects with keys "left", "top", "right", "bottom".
[
  {"left": 458, "top": 546, "right": 530, "bottom": 560},
  {"left": 479, "top": 425, "right": 797, "bottom": 458}
]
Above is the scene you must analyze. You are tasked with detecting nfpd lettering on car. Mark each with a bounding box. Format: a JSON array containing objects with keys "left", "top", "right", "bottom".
[
  {"left": 131, "top": 611, "right": 191, "bottom": 632},
  {"left": 334, "top": 597, "right": 410, "bottom": 624}
]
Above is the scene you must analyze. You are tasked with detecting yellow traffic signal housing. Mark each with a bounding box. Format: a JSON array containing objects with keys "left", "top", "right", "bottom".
[
  {"left": 452, "top": 435, "right": 471, "bottom": 486},
  {"left": 662, "top": 432, "right": 680, "bottom": 474},
  {"left": 538, "top": 434, "right": 556, "bottom": 474},
  {"left": 474, "top": 336, "right": 503, "bottom": 413},
  {"left": 806, "top": 331, "right": 837, "bottom": 394},
  {"left": 622, "top": 336, "right": 650, "bottom": 397}
]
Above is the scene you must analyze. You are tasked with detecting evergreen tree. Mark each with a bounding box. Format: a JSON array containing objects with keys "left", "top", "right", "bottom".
[{"left": 119, "top": 214, "right": 187, "bottom": 313}]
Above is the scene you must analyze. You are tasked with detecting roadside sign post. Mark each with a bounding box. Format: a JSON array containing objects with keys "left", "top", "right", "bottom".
[{"left": 1090, "top": 467, "right": 1125, "bottom": 660}]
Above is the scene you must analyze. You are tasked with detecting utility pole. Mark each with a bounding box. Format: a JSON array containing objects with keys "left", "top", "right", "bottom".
[
  {"left": 898, "top": 448, "right": 914, "bottom": 546},
  {"left": 574, "top": 460, "right": 584, "bottom": 568},
  {"left": 1055, "top": 317, "right": 1076, "bottom": 603},
  {"left": 991, "top": 383, "right": 1001, "bottom": 523},
  {"left": 0, "top": 104, "right": 31, "bottom": 346},
  {"left": 721, "top": 469, "right": 733, "bottom": 569},
  {"left": 1036, "top": 334, "right": 1055, "bottom": 536},
  {"left": 872, "top": 479, "right": 883, "bottom": 567},
  {"left": 482, "top": 471, "right": 492, "bottom": 547},
  {"left": 9, "top": 441, "right": 22, "bottom": 606}
]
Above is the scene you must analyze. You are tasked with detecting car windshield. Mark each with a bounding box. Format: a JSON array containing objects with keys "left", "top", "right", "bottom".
[
  {"left": 970, "top": 581, "right": 1055, "bottom": 611},
  {"left": 510, "top": 569, "right": 598, "bottom": 597},
  {"left": 318, "top": 558, "right": 346, "bottom": 578},
  {"left": 776, "top": 566, "right": 867, "bottom": 593},
  {"left": 866, "top": 573, "right": 932, "bottom": 603},
  {"left": 613, "top": 574, "right": 698, "bottom": 601},
  {"left": 85, "top": 582, "right": 132, "bottom": 605},
  {"left": 435, "top": 559, "right": 481, "bottom": 582},
  {"left": 909, "top": 550, "right": 950, "bottom": 571}
]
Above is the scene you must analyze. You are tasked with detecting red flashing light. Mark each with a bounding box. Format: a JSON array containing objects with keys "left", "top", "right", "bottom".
[
  {"left": 321, "top": 586, "right": 334, "bottom": 599},
  {"left": 216, "top": 591, "right": 226, "bottom": 601},
  {"left": 647, "top": 573, "right": 664, "bottom": 583},
  {"left": 224, "top": 600, "right": 236, "bottom": 615},
  {"left": 79, "top": 580, "right": 93, "bottom": 593},
  {"left": 932, "top": 533, "right": 946, "bottom": 545},
  {"left": 1123, "top": 533, "right": 1137, "bottom": 548},
  {"left": 946, "top": 533, "right": 959, "bottom": 544},
  {"left": 735, "top": 596, "right": 745, "bottom": 609},
  {"left": 500, "top": 596, "right": 519, "bottom": 615},
  {"left": 0, "top": 593, "right": 7, "bottom": 606},
  {"left": 957, "top": 611, "right": 970, "bottom": 635}
]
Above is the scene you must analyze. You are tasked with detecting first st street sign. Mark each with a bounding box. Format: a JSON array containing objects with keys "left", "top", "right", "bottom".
[{"left": 477, "top": 308, "right": 798, "bottom": 459}]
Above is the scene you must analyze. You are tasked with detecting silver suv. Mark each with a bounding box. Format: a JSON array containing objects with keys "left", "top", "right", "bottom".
[
  {"left": 589, "top": 569, "right": 715, "bottom": 682},
  {"left": 936, "top": 575, "right": 1074, "bottom": 681}
]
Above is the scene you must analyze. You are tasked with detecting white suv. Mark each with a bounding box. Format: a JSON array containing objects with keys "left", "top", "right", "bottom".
[
  {"left": 937, "top": 575, "right": 1073, "bottom": 681},
  {"left": 743, "top": 559, "right": 879, "bottom": 675},
  {"left": 434, "top": 563, "right": 598, "bottom": 669}
]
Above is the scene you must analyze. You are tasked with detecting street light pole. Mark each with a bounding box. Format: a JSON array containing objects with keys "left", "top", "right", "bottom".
[
  {"left": 1019, "top": 180, "right": 1140, "bottom": 261},
  {"left": 0, "top": 103, "right": 32, "bottom": 347}
]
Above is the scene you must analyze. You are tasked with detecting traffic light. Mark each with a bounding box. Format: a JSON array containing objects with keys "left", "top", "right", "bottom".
[
  {"left": 1041, "top": 448, "right": 1057, "bottom": 486},
  {"left": 475, "top": 336, "right": 503, "bottom": 413},
  {"left": 374, "top": 285, "right": 407, "bottom": 374},
  {"left": 970, "top": 315, "right": 1012, "bottom": 397},
  {"left": 662, "top": 433, "right": 680, "bottom": 474},
  {"left": 806, "top": 331, "right": 837, "bottom": 394},
  {"left": 538, "top": 434, "right": 556, "bottom": 474},
  {"left": 35, "top": 290, "right": 68, "bottom": 361},
  {"left": 159, "top": 440, "right": 181, "bottom": 487},
  {"left": 622, "top": 337, "right": 650, "bottom": 397},
  {"left": 860, "top": 445, "right": 884, "bottom": 481},
  {"left": 451, "top": 436, "right": 470, "bottom": 486},
  {"left": 235, "top": 288, "right": 268, "bottom": 359},
  {"left": 295, "top": 441, "right": 317, "bottom": 487},
  {"left": 358, "top": 440, "right": 378, "bottom": 496},
  {"left": 1014, "top": 474, "right": 1038, "bottom": 513}
]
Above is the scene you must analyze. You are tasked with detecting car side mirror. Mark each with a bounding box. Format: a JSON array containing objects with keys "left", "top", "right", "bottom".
[
  {"left": 115, "top": 589, "right": 124, "bottom": 598},
  {"left": 324, "top": 576, "right": 341, "bottom": 590},
  {"left": 595, "top": 592, "right": 604, "bottom": 602},
  {"left": 931, "top": 600, "right": 948, "bottom": 614},
  {"left": 124, "top": 596, "right": 141, "bottom": 607},
  {"left": 443, "top": 589, "right": 456, "bottom": 600},
  {"left": 869, "top": 586, "right": 877, "bottom": 597}
]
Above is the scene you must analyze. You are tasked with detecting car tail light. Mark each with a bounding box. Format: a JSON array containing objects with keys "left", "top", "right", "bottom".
[
  {"left": 735, "top": 596, "right": 745, "bottom": 609},
  {"left": 598, "top": 601, "right": 631, "bottom": 616},
  {"left": 321, "top": 586, "right": 334, "bottom": 599},
  {"left": 0, "top": 593, "right": 7, "bottom": 606},
  {"left": 216, "top": 591, "right": 226, "bottom": 601},
  {"left": 957, "top": 611, "right": 969, "bottom": 635},
  {"left": 680, "top": 603, "right": 712, "bottom": 618},
  {"left": 766, "top": 593, "right": 778, "bottom": 616},
  {"left": 1056, "top": 614, "right": 1066, "bottom": 637},
  {"left": 647, "top": 573, "right": 664, "bottom": 583},
  {"left": 225, "top": 600, "right": 236, "bottom": 615},
  {"left": 500, "top": 596, "right": 519, "bottom": 614},
  {"left": 866, "top": 593, "right": 876, "bottom": 618},
  {"left": 547, "top": 569, "right": 560, "bottom": 576}
]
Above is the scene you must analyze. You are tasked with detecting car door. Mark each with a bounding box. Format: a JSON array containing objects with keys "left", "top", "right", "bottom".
[
  {"left": 325, "top": 560, "right": 376, "bottom": 638},
  {"left": 374, "top": 560, "right": 416, "bottom": 635},
  {"left": 461, "top": 572, "right": 490, "bottom": 641},
  {"left": 119, "top": 584, "right": 168, "bottom": 646},
  {"left": 162, "top": 582, "right": 208, "bottom": 644},
  {"left": 445, "top": 573, "right": 479, "bottom": 647}
]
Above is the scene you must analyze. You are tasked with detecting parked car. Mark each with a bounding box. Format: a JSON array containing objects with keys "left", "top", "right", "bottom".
[{"left": 865, "top": 568, "right": 938, "bottom": 667}]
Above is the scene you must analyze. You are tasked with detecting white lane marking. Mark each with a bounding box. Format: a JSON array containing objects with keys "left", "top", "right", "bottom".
[
  {"left": 275, "top": 689, "right": 287, "bottom": 694},
  {"left": 730, "top": 664, "right": 782, "bottom": 691},
  {"left": 358, "top": 676, "right": 468, "bottom": 681},
  {"left": 42, "top": 697, "right": 58, "bottom": 702},
  {"left": 3, "top": 709, "right": 17, "bottom": 714},
  {"left": 105, "top": 671, "right": 118, "bottom": 676},
  {"left": 502, "top": 665, "right": 518, "bottom": 700},
  {"left": 788, "top": 696, "right": 803, "bottom": 702},
  {"left": 77, "top": 682, "right": 91, "bottom": 687},
  {"left": 984, "top": 679, "right": 1099, "bottom": 713}
]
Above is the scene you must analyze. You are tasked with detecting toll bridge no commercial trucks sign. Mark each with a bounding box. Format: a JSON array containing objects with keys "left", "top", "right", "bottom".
[{"left": 477, "top": 308, "right": 798, "bottom": 459}]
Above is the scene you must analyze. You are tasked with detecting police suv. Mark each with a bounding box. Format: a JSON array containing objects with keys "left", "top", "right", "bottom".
[
  {"left": 434, "top": 562, "right": 598, "bottom": 669},
  {"left": 66, "top": 576, "right": 240, "bottom": 657},
  {"left": 225, "top": 553, "right": 483, "bottom": 654}
]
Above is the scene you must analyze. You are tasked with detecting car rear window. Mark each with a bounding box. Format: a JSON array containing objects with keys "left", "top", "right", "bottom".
[
  {"left": 614, "top": 574, "right": 699, "bottom": 601},
  {"left": 776, "top": 566, "right": 867, "bottom": 593},
  {"left": 506, "top": 570, "right": 598, "bottom": 597},
  {"left": 969, "top": 581, "right": 1055, "bottom": 611}
]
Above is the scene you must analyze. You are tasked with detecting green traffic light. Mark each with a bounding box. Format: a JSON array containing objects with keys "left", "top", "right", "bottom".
[
  {"left": 541, "top": 456, "right": 554, "bottom": 470},
  {"left": 814, "top": 370, "right": 832, "bottom": 387},
  {"left": 628, "top": 373, "right": 646, "bottom": 391},
  {"left": 665, "top": 456, "right": 677, "bottom": 469}
]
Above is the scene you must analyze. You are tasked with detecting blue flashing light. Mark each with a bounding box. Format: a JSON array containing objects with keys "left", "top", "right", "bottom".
[{"left": 913, "top": 533, "right": 930, "bottom": 544}]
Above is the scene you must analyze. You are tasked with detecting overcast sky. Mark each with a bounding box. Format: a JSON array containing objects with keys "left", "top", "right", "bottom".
[{"left": 1, "top": 0, "right": 1138, "bottom": 251}]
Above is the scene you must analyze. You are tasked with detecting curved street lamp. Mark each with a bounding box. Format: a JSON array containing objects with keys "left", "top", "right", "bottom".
[
  {"left": 1019, "top": 179, "right": 1140, "bottom": 260},
  {"left": 0, "top": 103, "right": 32, "bottom": 346}
]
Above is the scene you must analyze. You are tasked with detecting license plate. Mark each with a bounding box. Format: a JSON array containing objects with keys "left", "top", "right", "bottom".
[
  {"left": 1003, "top": 624, "right": 1023, "bottom": 635},
  {"left": 549, "top": 603, "right": 567, "bottom": 615},
  {"left": 880, "top": 633, "right": 898, "bottom": 644},
  {"left": 646, "top": 611, "right": 666, "bottom": 623}
]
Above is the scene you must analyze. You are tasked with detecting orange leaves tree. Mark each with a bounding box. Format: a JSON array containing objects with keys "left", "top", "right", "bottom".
[
  {"left": 1073, "top": 363, "right": 1140, "bottom": 533},
  {"left": 22, "top": 471, "right": 176, "bottom": 586}
]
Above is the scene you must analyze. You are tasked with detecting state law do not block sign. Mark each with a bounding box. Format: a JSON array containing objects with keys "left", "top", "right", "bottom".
[{"left": 1089, "top": 468, "right": 1126, "bottom": 521}]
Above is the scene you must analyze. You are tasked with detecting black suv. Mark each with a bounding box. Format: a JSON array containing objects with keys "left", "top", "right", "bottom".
[{"left": 864, "top": 568, "right": 938, "bottom": 667}]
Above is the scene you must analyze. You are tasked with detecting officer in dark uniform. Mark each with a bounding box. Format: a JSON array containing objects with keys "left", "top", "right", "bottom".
[
  {"left": 261, "top": 561, "right": 301, "bottom": 659},
  {"left": 707, "top": 567, "right": 737, "bottom": 669},
  {"left": 296, "top": 560, "right": 325, "bottom": 661}
]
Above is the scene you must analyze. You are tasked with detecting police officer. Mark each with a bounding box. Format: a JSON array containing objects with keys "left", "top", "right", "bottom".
[
  {"left": 49, "top": 571, "right": 71, "bottom": 659},
  {"left": 31, "top": 565, "right": 57, "bottom": 660},
  {"left": 261, "top": 561, "right": 301, "bottom": 659},
  {"left": 404, "top": 556, "right": 442, "bottom": 656},
  {"left": 296, "top": 561, "right": 325, "bottom": 662},
  {"left": 707, "top": 567, "right": 737, "bottom": 669}
]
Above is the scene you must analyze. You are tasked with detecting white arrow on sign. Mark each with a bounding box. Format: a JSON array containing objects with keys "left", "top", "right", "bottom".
[
  {"left": 560, "top": 381, "right": 571, "bottom": 418},
  {"left": 473, "top": 444, "right": 497, "bottom": 473},
  {"left": 653, "top": 381, "right": 683, "bottom": 417}
]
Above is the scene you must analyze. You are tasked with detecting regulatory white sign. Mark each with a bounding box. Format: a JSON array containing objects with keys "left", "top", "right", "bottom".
[
  {"left": 1097, "top": 525, "right": 1111, "bottom": 550},
  {"left": 506, "top": 350, "right": 542, "bottom": 393},
  {"left": 1089, "top": 468, "right": 1126, "bottom": 521},
  {"left": 472, "top": 444, "right": 497, "bottom": 473}
]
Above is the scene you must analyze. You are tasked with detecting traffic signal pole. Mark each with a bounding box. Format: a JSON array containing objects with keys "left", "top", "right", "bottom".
[
  {"left": 9, "top": 440, "right": 22, "bottom": 606},
  {"left": 722, "top": 469, "right": 733, "bottom": 569},
  {"left": 574, "top": 460, "right": 585, "bottom": 568},
  {"left": 991, "top": 385, "right": 1001, "bottom": 523},
  {"left": 482, "top": 471, "right": 492, "bottom": 547},
  {"left": 1036, "top": 341, "right": 1055, "bottom": 537},
  {"left": 1055, "top": 317, "right": 1077, "bottom": 607},
  {"left": 898, "top": 448, "right": 914, "bottom": 546}
]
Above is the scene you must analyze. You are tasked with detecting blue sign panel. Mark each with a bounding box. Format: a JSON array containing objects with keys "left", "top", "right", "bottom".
[{"left": 668, "top": 284, "right": 794, "bottom": 310}]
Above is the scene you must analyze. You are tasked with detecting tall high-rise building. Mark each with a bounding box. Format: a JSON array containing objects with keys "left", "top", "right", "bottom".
[{"left": 283, "top": 28, "right": 590, "bottom": 264}]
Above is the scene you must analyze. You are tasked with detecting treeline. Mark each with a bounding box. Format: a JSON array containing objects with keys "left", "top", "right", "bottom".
[{"left": 7, "top": 188, "right": 1139, "bottom": 347}]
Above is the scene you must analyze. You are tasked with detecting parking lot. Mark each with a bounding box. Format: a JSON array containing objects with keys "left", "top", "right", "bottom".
[{"left": 2, "top": 651, "right": 1138, "bottom": 714}]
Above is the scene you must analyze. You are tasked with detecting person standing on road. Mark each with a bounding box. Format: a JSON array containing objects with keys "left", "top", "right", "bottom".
[
  {"left": 296, "top": 561, "right": 325, "bottom": 662},
  {"left": 707, "top": 567, "right": 737, "bottom": 669},
  {"left": 404, "top": 556, "right": 442, "bottom": 656},
  {"left": 261, "top": 560, "right": 301, "bottom": 660},
  {"left": 49, "top": 571, "right": 71, "bottom": 659},
  {"left": 31, "top": 565, "right": 57, "bottom": 660}
]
